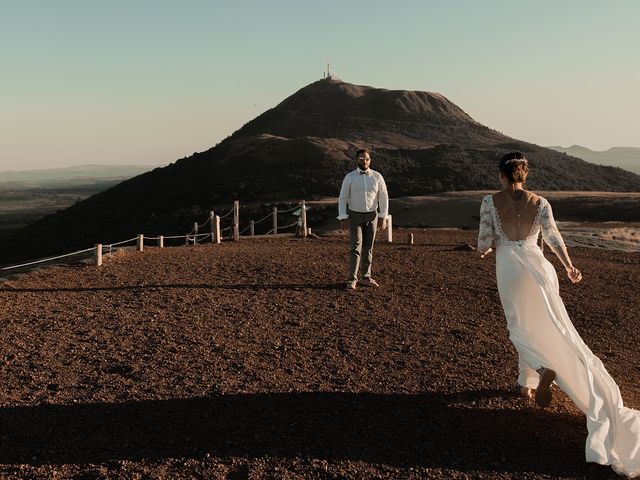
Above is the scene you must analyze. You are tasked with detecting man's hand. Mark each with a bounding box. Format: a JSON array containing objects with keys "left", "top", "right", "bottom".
[
  {"left": 378, "top": 217, "right": 387, "bottom": 231},
  {"left": 341, "top": 219, "right": 349, "bottom": 232}
]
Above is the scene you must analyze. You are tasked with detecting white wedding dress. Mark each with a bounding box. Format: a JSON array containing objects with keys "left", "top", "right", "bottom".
[{"left": 478, "top": 194, "right": 640, "bottom": 477}]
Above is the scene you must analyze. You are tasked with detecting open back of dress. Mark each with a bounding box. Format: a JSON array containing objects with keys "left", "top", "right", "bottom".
[{"left": 491, "top": 191, "right": 541, "bottom": 241}]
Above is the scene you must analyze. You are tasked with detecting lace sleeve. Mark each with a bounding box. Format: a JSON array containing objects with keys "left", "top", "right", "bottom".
[
  {"left": 477, "top": 196, "right": 495, "bottom": 252},
  {"left": 540, "top": 199, "right": 565, "bottom": 249}
]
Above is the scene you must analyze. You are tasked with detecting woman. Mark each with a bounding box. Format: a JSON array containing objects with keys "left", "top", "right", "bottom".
[{"left": 478, "top": 152, "right": 640, "bottom": 477}]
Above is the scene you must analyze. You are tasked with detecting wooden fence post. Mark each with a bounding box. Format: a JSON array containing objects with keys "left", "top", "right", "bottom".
[
  {"left": 137, "top": 234, "right": 144, "bottom": 252},
  {"left": 301, "top": 200, "right": 307, "bottom": 238},
  {"left": 194, "top": 222, "right": 198, "bottom": 244},
  {"left": 209, "top": 211, "right": 215, "bottom": 243},
  {"left": 185, "top": 235, "right": 189, "bottom": 245},
  {"left": 214, "top": 215, "right": 221, "bottom": 244},
  {"left": 272, "top": 206, "right": 278, "bottom": 235},
  {"left": 386, "top": 215, "right": 393, "bottom": 243},
  {"left": 95, "top": 244, "right": 102, "bottom": 267},
  {"left": 158, "top": 235, "right": 164, "bottom": 248},
  {"left": 250, "top": 220, "right": 255, "bottom": 236},
  {"left": 233, "top": 200, "right": 240, "bottom": 241},
  {"left": 408, "top": 233, "right": 414, "bottom": 245}
]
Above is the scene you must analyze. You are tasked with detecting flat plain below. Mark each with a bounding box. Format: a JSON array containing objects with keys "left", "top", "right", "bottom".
[{"left": 1, "top": 231, "right": 638, "bottom": 479}]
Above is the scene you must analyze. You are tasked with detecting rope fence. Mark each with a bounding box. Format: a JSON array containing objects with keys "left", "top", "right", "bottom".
[
  {"left": 160, "top": 234, "right": 189, "bottom": 240},
  {"left": 278, "top": 206, "right": 300, "bottom": 214},
  {"left": 106, "top": 236, "right": 139, "bottom": 248},
  {"left": 0, "top": 246, "right": 96, "bottom": 272},
  {"left": 218, "top": 207, "right": 234, "bottom": 219},
  {"left": 0, "top": 199, "right": 395, "bottom": 273},
  {"left": 278, "top": 220, "right": 300, "bottom": 230},
  {"left": 252, "top": 211, "right": 273, "bottom": 225}
]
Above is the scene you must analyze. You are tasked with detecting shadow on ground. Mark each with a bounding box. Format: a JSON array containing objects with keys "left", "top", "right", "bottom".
[
  {"left": 0, "top": 282, "right": 345, "bottom": 293},
  {"left": 0, "top": 389, "right": 600, "bottom": 477}
]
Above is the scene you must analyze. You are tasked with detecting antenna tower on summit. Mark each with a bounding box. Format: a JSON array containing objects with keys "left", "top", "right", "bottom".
[
  {"left": 322, "top": 57, "right": 335, "bottom": 80},
  {"left": 325, "top": 57, "right": 333, "bottom": 80}
]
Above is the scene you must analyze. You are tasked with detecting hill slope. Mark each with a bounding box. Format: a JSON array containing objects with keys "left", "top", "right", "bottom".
[
  {"left": 547, "top": 145, "right": 640, "bottom": 175},
  {"left": 2, "top": 78, "right": 640, "bottom": 263}
]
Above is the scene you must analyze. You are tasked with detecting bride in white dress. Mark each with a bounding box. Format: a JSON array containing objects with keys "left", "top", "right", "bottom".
[{"left": 478, "top": 152, "right": 640, "bottom": 477}]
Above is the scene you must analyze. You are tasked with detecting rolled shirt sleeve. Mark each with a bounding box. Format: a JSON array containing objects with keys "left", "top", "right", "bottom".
[
  {"left": 376, "top": 173, "right": 389, "bottom": 218},
  {"left": 337, "top": 174, "right": 350, "bottom": 220}
]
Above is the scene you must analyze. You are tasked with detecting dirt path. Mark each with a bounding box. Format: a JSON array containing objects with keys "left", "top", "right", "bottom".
[{"left": 1, "top": 231, "right": 638, "bottom": 479}]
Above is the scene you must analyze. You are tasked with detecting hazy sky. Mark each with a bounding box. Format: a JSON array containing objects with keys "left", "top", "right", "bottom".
[{"left": 1, "top": 0, "right": 639, "bottom": 171}]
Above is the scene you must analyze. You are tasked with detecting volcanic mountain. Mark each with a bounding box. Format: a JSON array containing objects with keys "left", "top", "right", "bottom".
[{"left": 3, "top": 77, "right": 640, "bottom": 263}]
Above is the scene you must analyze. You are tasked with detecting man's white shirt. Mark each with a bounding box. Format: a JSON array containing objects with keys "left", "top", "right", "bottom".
[{"left": 337, "top": 168, "right": 389, "bottom": 220}]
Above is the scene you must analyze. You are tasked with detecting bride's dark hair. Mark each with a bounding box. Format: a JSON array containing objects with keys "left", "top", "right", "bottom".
[{"left": 500, "top": 151, "right": 529, "bottom": 184}]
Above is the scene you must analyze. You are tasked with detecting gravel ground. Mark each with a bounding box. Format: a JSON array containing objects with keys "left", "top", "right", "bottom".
[{"left": 1, "top": 230, "right": 638, "bottom": 479}]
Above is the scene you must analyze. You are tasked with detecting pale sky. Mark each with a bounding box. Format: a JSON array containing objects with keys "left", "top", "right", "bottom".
[{"left": 1, "top": 0, "right": 639, "bottom": 171}]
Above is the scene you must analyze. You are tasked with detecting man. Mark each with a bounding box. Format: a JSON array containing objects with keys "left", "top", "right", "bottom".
[{"left": 337, "top": 148, "right": 389, "bottom": 290}]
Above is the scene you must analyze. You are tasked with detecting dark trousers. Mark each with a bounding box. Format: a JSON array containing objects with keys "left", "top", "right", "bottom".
[{"left": 348, "top": 210, "right": 378, "bottom": 281}]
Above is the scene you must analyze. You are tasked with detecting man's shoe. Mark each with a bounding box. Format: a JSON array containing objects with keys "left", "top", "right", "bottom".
[
  {"left": 358, "top": 277, "right": 379, "bottom": 287},
  {"left": 345, "top": 280, "right": 357, "bottom": 290},
  {"left": 535, "top": 368, "right": 556, "bottom": 408}
]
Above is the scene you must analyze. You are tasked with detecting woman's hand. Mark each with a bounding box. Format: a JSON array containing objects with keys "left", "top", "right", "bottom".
[{"left": 566, "top": 265, "right": 582, "bottom": 283}]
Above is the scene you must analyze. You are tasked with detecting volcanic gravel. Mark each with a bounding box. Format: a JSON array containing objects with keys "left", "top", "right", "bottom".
[{"left": 0, "top": 230, "right": 638, "bottom": 479}]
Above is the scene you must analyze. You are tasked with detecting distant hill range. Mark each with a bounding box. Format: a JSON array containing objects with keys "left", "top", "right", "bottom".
[
  {"left": 546, "top": 146, "right": 640, "bottom": 175},
  {"left": 2, "top": 77, "right": 640, "bottom": 263},
  {"left": 0, "top": 164, "right": 159, "bottom": 190}
]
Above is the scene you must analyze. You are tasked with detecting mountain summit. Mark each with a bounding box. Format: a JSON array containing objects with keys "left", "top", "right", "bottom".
[
  {"left": 3, "top": 78, "right": 640, "bottom": 262},
  {"left": 232, "top": 78, "right": 496, "bottom": 149}
]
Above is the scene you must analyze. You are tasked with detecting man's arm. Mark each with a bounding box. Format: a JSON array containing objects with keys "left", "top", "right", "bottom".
[
  {"left": 337, "top": 174, "right": 350, "bottom": 221},
  {"left": 376, "top": 174, "right": 389, "bottom": 230}
]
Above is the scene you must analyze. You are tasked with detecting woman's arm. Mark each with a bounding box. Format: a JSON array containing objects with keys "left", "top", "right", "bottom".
[
  {"left": 546, "top": 243, "right": 582, "bottom": 283},
  {"left": 477, "top": 196, "right": 494, "bottom": 257},
  {"left": 540, "top": 200, "right": 582, "bottom": 283}
]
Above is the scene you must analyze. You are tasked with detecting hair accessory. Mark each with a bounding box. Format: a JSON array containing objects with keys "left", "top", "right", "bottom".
[{"left": 505, "top": 158, "right": 528, "bottom": 166}]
